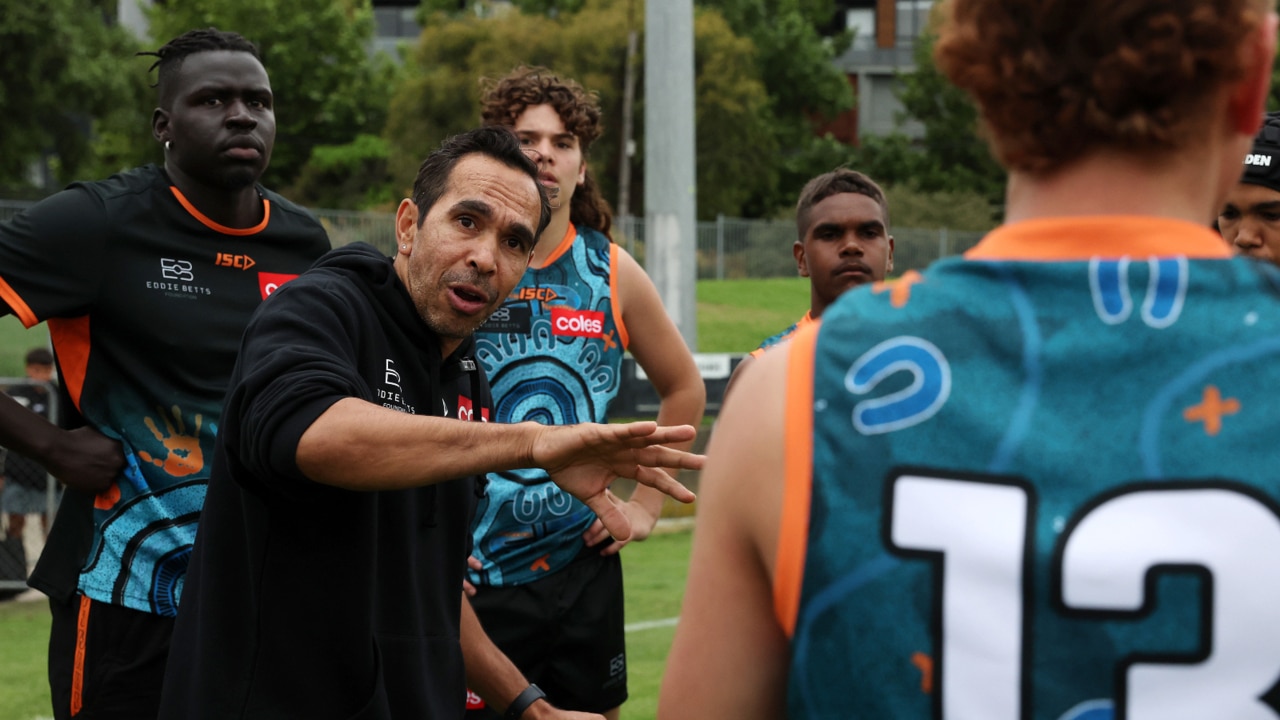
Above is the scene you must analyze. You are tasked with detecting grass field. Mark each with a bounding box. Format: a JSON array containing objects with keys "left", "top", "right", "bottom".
[
  {"left": 0, "top": 277, "right": 809, "bottom": 378},
  {"left": 0, "top": 529, "right": 694, "bottom": 720}
]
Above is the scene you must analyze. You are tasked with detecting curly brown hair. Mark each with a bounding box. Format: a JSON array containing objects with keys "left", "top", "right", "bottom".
[
  {"left": 480, "top": 66, "right": 613, "bottom": 236},
  {"left": 935, "top": 0, "right": 1270, "bottom": 175}
]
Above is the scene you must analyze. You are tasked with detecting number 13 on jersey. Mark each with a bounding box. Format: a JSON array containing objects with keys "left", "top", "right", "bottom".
[{"left": 886, "top": 473, "right": 1280, "bottom": 720}]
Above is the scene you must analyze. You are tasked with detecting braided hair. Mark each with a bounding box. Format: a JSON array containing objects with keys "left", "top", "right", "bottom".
[{"left": 139, "top": 28, "right": 259, "bottom": 106}]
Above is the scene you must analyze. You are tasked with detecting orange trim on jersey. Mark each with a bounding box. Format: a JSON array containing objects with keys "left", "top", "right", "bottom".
[
  {"left": 71, "top": 594, "right": 91, "bottom": 716},
  {"left": 48, "top": 316, "right": 91, "bottom": 412},
  {"left": 168, "top": 186, "right": 271, "bottom": 236},
  {"left": 534, "top": 222, "right": 578, "bottom": 268},
  {"left": 963, "top": 216, "right": 1232, "bottom": 261},
  {"left": 0, "top": 276, "right": 38, "bottom": 327},
  {"left": 774, "top": 319, "right": 819, "bottom": 638},
  {"left": 749, "top": 311, "right": 815, "bottom": 359},
  {"left": 609, "top": 243, "right": 629, "bottom": 350},
  {"left": 94, "top": 482, "right": 121, "bottom": 511}
]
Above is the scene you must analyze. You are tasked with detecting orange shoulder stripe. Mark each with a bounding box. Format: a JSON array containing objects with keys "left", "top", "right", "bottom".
[
  {"left": 774, "top": 318, "right": 819, "bottom": 637},
  {"left": 0, "top": 276, "right": 38, "bottom": 328},
  {"left": 609, "top": 242, "right": 629, "bottom": 350}
]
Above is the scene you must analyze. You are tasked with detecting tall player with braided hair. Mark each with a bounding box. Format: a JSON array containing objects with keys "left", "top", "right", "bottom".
[
  {"left": 662, "top": 0, "right": 1280, "bottom": 717},
  {"left": 465, "top": 67, "right": 705, "bottom": 720},
  {"left": 0, "top": 28, "right": 329, "bottom": 718}
]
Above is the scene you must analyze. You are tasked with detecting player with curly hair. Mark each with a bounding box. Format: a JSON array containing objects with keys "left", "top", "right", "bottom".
[
  {"left": 463, "top": 66, "right": 705, "bottom": 720},
  {"left": 660, "top": 0, "right": 1280, "bottom": 717}
]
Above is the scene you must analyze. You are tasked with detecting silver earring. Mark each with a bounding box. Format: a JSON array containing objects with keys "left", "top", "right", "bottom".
[
  {"left": 164, "top": 141, "right": 171, "bottom": 151},
  {"left": 401, "top": 244, "right": 407, "bottom": 250}
]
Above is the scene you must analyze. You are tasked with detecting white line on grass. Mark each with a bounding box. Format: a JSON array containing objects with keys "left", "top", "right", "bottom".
[{"left": 625, "top": 616, "right": 679, "bottom": 632}]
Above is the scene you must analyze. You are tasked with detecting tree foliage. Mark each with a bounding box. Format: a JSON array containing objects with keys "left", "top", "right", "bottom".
[
  {"left": 144, "top": 0, "right": 394, "bottom": 190},
  {"left": 694, "top": 0, "right": 854, "bottom": 214},
  {"left": 841, "top": 26, "right": 1005, "bottom": 220},
  {"left": 384, "top": 0, "right": 775, "bottom": 219},
  {"left": 0, "top": 0, "right": 145, "bottom": 192}
]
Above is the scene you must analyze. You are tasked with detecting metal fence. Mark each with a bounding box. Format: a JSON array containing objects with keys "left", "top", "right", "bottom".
[
  {"left": 0, "top": 378, "right": 59, "bottom": 598},
  {"left": 1, "top": 200, "right": 985, "bottom": 277}
]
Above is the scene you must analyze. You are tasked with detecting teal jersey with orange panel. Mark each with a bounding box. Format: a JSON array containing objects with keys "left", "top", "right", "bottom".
[
  {"left": 470, "top": 223, "right": 628, "bottom": 586},
  {"left": 778, "top": 217, "right": 1280, "bottom": 719},
  {"left": 750, "top": 311, "right": 815, "bottom": 359}
]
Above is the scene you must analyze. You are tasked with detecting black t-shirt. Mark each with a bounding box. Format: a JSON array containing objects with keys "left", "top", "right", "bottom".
[
  {"left": 0, "top": 164, "right": 331, "bottom": 609},
  {"left": 161, "top": 244, "right": 488, "bottom": 719}
]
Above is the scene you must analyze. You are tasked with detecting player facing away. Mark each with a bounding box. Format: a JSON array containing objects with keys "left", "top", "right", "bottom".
[
  {"left": 466, "top": 66, "right": 705, "bottom": 720},
  {"left": 1219, "top": 111, "right": 1280, "bottom": 263},
  {"left": 660, "top": 0, "right": 1280, "bottom": 718},
  {"left": 724, "top": 168, "right": 894, "bottom": 397}
]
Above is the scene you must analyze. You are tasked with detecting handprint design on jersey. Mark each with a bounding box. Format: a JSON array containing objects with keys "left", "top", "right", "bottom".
[{"left": 138, "top": 405, "right": 204, "bottom": 476}]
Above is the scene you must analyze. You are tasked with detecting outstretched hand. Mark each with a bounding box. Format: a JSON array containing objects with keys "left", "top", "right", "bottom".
[{"left": 533, "top": 421, "right": 701, "bottom": 543}]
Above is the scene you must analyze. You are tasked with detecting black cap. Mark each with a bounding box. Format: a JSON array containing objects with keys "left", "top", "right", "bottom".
[{"left": 1242, "top": 111, "right": 1280, "bottom": 193}]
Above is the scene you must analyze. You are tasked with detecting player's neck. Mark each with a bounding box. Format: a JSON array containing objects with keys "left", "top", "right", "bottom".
[
  {"left": 166, "top": 166, "right": 265, "bottom": 229},
  {"left": 1004, "top": 150, "right": 1220, "bottom": 226},
  {"left": 532, "top": 207, "right": 573, "bottom": 267}
]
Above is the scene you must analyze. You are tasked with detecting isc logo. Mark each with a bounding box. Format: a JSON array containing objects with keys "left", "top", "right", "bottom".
[
  {"left": 1246, "top": 153, "right": 1273, "bottom": 167},
  {"left": 551, "top": 307, "right": 604, "bottom": 337},
  {"left": 216, "top": 253, "right": 257, "bottom": 270}
]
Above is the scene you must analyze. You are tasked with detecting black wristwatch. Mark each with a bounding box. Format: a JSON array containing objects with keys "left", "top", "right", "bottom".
[{"left": 504, "top": 683, "right": 546, "bottom": 720}]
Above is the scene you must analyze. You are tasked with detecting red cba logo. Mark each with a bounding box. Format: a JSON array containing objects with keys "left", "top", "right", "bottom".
[
  {"left": 258, "top": 272, "right": 301, "bottom": 300},
  {"left": 457, "top": 395, "right": 490, "bottom": 422},
  {"left": 551, "top": 307, "right": 605, "bottom": 338}
]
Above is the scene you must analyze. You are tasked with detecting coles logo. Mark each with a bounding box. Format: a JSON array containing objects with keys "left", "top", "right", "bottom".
[
  {"left": 465, "top": 689, "right": 486, "bottom": 710},
  {"left": 457, "top": 395, "right": 490, "bottom": 422},
  {"left": 258, "top": 272, "right": 301, "bottom": 300},
  {"left": 551, "top": 307, "right": 605, "bottom": 338}
]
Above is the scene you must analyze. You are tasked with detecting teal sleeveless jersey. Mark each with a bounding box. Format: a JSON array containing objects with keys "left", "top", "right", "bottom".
[
  {"left": 778, "top": 217, "right": 1280, "bottom": 720},
  {"left": 470, "top": 224, "right": 627, "bottom": 586},
  {"left": 751, "top": 311, "right": 815, "bottom": 359}
]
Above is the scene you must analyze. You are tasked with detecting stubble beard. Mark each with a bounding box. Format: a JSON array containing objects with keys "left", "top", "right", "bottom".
[{"left": 409, "top": 271, "right": 495, "bottom": 343}]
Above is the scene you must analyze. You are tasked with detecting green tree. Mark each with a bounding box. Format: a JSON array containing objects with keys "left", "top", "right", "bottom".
[
  {"left": 834, "top": 25, "right": 1005, "bottom": 220},
  {"left": 144, "top": 0, "right": 394, "bottom": 190},
  {"left": 385, "top": 0, "right": 775, "bottom": 219},
  {"left": 695, "top": 0, "right": 854, "bottom": 215},
  {"left": 0, "top": 0, "right": 145, "bottom": 192}
]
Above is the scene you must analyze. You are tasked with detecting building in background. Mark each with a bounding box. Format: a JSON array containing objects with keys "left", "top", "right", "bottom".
[{"left": 819, "top": 0, "right": 932, "bottom": 143}]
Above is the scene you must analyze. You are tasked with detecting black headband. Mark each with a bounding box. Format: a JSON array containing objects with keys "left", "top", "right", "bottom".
[{"left": 1242, "top": 112, "right": 1280, "bottom": 194}]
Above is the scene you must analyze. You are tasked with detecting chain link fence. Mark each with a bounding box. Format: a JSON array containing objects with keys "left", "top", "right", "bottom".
[
  {"left": 0, "top": 378, "right": 59, "bottom": 599},
  {"left": 2, "top": 200, "right": 984, "bottom": 276}
]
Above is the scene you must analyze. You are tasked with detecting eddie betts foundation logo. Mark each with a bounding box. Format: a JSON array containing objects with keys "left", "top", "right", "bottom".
[{"left": 550, "top": 307, "right": 604, "bottom": 338}]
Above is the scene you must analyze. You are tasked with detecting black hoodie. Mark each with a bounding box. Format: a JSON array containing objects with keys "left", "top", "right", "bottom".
[{"left": 160, "top": 243, "right": 490, "bottom": 719}]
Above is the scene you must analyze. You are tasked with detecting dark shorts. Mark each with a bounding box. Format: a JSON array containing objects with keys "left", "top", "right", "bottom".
[
  {"left": 48, "top": 593, "right": 173, "bottom": 720},
  {"left": 466, "top": 550, "right": 627, "bottom": 717},
  {"left": 3, "top": 482, "right": 47, "bottom": 516}
]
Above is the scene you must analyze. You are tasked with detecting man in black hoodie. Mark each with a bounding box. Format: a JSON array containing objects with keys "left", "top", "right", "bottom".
[{"left": 158, "top": 126, "right": 702, "bottom": 720}]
